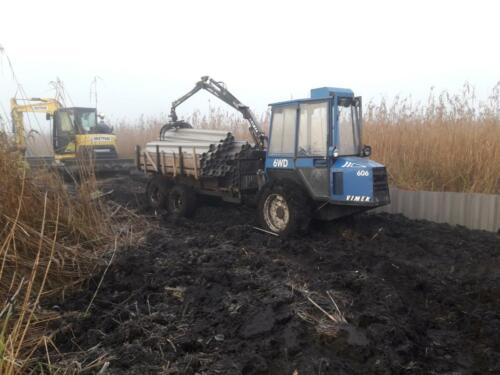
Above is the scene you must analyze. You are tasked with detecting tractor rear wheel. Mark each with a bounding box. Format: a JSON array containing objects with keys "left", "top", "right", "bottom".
[
  {"left": 146, "top": 175, "right": 171, "bottom": 210},
  {"left": 168, "top": 184, "right": 197, "bottom": 218},
  {"left": 258, "top": 183, "right": 311, "bottom": 237}
]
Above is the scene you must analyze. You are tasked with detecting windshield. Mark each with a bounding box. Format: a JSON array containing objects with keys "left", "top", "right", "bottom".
[
  {"left": 336, "top": 99, "right": 361, "bottom": 155},
  {"left": 297, "top": 102, "right": 328, "bottom": 156},
  {"left": 77, "top": 110, "right": 97, "bottom": 133}
]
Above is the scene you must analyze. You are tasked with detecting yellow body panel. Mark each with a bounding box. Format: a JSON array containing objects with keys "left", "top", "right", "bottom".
[
  {"left": 54, "top": 134, "right": 118, "bottom": 160},
  {"left": 77, "top": 133, "right": 117, "bottom": 146}
]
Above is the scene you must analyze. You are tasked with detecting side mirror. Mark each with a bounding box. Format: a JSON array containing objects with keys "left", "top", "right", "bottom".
[
  {"left": 46, "top": 113, "right": 51, "bottom": 120},
  {"left": 328, "top": 146, "right": 339, "bottom": 158},
  {"left": 362, "top": 145, "right": 372, "bottom": 157}
]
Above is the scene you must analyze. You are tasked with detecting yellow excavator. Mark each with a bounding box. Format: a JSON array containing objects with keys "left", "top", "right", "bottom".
[{"left": 10, "top": 97, "right": 133, "bottom": 173}]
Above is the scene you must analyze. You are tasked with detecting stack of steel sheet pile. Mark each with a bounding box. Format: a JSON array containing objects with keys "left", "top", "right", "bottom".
[
  {"left": 145, "top": 128, "right": 231, "bottom": 155},
  {"left": 145, "top": 127, "right": 264, "bottom": 190},
  {"left": 200, "top": 140, "right": 264, "bottom": 191}
]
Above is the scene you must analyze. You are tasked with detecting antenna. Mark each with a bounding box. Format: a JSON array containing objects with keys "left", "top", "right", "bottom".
[
  {"left": 90, "top": 76, "right": 103, "bottom": 109},
  {"left": 49, "top": 78, "right": 73, "bottom": 107}
]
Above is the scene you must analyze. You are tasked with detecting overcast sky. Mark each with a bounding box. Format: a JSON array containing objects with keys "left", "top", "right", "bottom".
[{"left": 1, "top": 0, "right": 499, "bottom": 122}]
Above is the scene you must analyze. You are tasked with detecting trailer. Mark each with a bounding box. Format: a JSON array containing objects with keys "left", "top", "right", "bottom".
[
  {"left": 137, "top": 126, "right": 265, "bottom": 216},
  {"left": 138, "top": 77, "right": 390, "bottom": 236}
]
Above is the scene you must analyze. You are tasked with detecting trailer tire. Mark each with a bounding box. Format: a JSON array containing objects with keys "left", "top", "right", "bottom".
[
  {"left": 258, "top": 182, "right": 311, "bottom": 237},
  {"left": 168, "top": 184, "right": 197, "bottom": 218},
  {"left": 146, "top": 175, "right": 171, "bottom": 210}
]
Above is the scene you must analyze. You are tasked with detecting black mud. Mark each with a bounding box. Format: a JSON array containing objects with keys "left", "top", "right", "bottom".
[{"left": 55, "top": 177, "right": 500, "bottom": 374}]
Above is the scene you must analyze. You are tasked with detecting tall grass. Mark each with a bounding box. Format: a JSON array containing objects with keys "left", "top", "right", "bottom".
[
  {"left": 364, "top": 83, "right": 500, "bottom": 194},
  {"left": 0, "top": 137, "right": 112, "bottom": 373},
  {"left": 113, "top": 114, "right": 167, "bottom": 157},
  {"left": 113, "top": 83, "right": 500, "bottom": 194}
]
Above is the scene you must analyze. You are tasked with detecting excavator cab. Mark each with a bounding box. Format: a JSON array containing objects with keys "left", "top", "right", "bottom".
[{"left": 52, "top": 107, "right": 118, "bottom": 160}]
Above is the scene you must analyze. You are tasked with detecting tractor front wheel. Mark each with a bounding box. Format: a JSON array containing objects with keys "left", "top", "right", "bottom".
[{"left": 258, "top": 183, "right": 311, "bottom": 237}]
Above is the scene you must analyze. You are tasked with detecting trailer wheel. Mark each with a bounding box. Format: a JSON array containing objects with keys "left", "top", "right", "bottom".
[
  {"left": 146, "top": 176, "right": 170, "bottom": 209},
  {"left": 258, "top": 183, "right": 311, "bottom": 237},
  {"left": 168, "top": 184, "right": 197, "bottom": 218}
]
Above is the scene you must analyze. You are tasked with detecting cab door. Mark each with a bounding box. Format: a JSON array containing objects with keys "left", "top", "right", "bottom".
[
  {"left": 295, "top": 100, "right": 330, "bottom": 199},
  {"left": 53, "top": 110, "right": 76, "bottom": 156},
  {"left": 265, "top": 104, "right": 298, "bottom": 174}
]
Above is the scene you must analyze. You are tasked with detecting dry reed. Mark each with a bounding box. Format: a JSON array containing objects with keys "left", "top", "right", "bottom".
[
  {"left": 0, "top": 137, "right": 113, "bottom": 374},
  {"left": 291, "top": 283, "right": 348, "bottom": 338},
  {"left": 364, "top": 82, "right": 500, "bottom": 194}
]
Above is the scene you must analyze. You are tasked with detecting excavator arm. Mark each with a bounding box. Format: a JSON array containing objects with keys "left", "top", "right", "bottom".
[
  {"left": 10, "top": 98, "right": 62, "bottom": 153},
  {"left": 169, "top": 76, "right": 267, "bottom": 150}
]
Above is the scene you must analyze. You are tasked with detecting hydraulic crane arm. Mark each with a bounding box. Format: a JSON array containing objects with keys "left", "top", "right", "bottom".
[
  {"left": 169, "top": 76, "right": 267, "bottom": 150},
  {"left": 10, "top": 98, "right": 62, "bottom": 152}
]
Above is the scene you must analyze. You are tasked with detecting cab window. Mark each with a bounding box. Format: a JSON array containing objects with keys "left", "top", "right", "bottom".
[
  {"left": 79, "top": 110, "right": 97, "bottom": 133},
  {"left": 58, "top": 112, "right": 74, "bottom": 133},
  {"left": 337, "top": 100, "right": 360, "bottom": 155},
  {"left": 298, "top": 102, "right": 328, "bottom": 156},
  {"left": 269, "top": 106, "right": 296, "bottom": 155}
]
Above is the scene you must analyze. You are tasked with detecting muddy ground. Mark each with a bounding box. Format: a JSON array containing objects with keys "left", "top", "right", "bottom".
[{"left": 54, "top": 177, "right": 500, "bottom": 374}]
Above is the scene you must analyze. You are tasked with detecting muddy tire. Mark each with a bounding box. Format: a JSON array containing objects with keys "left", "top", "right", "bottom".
[
  {"left": 168, "top": 184, "right": 197, "bottom": 218},
  {"left": 258, "top": 182, "right": 311, "bottom": 237},
  {"left": 146, "top": 175, "right": 171, "bottom": 209}
]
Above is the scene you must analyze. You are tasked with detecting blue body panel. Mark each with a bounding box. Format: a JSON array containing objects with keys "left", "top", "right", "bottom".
[
  {"left": 265, "top": 155, "right": 386, "bottom": 205},
  {"left": 331, "top": 156, "right": 384, "bottom": 204}
]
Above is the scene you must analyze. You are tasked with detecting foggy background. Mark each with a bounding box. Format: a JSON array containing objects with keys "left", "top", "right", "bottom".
[{"left": 1, "top": 0, "right": 499, "bottom": 123}]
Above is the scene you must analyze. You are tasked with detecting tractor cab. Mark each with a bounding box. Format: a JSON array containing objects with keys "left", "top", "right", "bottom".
[{"left": 265, "top": 87, "right": 390, "bottom": 220}]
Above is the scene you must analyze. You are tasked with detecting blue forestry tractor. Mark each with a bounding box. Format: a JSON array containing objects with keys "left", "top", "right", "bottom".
[{"left": 138, "top": 77, "right": 390, "bottom": 236}]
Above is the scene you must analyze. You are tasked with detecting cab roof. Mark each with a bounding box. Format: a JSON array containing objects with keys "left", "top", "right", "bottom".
[
  {"left": 269, "top": 87, "right": 354, "bottom": 107},
  {"left": 59, "top": 107, "right": 96, "bottom": 111}
]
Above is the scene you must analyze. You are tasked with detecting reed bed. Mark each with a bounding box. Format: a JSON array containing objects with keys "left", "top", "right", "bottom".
[
  {"left": 0, "top": 136, "right": 113, "bottom": 374},
  {"left": 364, "top": 83, "right": 500, "bottom": 194}
]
